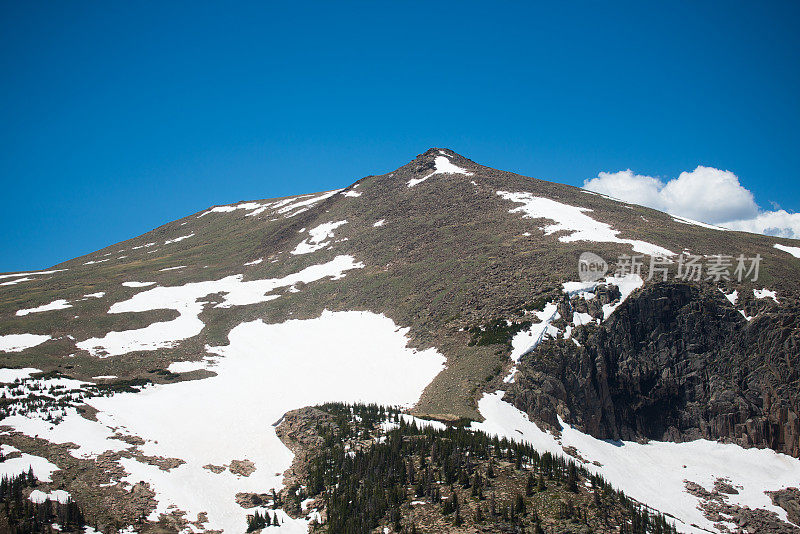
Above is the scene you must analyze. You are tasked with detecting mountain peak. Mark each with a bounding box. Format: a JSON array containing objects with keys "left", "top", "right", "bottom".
[{"left": 418, "top": 147, "right": 463, "bottom": 162}]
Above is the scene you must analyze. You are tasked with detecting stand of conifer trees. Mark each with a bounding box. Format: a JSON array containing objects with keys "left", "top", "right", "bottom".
[
  {"left": 295, "top": 402, "right": 677, "bottom": 534},
  {"left": 0, "top": 472, "right": 85, "bottom": 533},
  {"left": 246, "top": 509, "right": 281, "bottom": 531}
]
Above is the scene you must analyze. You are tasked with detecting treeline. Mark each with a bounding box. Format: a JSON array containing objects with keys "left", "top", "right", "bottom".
[
  {"left": 0, "top": 471, "right": 85, "bottom": 534},
  {"left": 300, "top": 402, "right": 676, "bottom": 534}
]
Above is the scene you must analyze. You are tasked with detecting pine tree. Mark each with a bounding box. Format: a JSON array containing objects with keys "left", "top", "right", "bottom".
[
  {"left": 475, "top": 505, "right": 485, "bottom": 523},
  {"left": 526, "top": 472, "right": 535, "bottom": 496},
  {"left": 454, "top": 507, "right": 463, "bottom": 526},
  {"left": 514, "top": 493, "right": 526, "bottom": 516},
  {"left": 567, "top": 463, "right": 579, "bottom": 493},
  {"left": 537, "top": 473, "right": 546, "bottom": 491}
]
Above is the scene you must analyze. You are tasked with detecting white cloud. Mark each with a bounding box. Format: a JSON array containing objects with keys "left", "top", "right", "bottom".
[
  {"left": 583, "top": 166, "right": 800, "bottom": 238},
  {"left": 587, "top": 170, "right": 664, "bottom": 208},
  {"left": 722, "top": 210, "right": 800, "bottom": 238}
]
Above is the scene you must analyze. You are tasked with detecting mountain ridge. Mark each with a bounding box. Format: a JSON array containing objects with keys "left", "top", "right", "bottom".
[{"left": 1, "top": 148, "right": 799, "bottom": 533}]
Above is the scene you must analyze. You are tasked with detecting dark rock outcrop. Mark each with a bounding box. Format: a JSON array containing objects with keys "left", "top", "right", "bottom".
[
  {"left": 769, "top": 487, "right": 800, "bottom": 526},
  {"left": 506, "top": 282, "right": 800, "bottom": 457}
]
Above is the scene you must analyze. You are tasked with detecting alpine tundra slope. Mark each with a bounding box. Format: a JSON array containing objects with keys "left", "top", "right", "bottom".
[{"left": 1, "top": 149, "right": 799, "bottom": 533}]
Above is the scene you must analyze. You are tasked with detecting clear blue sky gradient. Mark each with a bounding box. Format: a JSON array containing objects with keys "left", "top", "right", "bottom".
[{"left": 1, "top": 1, "right": 798, "bottom": 271}]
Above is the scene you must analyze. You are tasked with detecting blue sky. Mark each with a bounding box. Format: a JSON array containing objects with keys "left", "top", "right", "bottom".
[{"left": 1, "top": 1, "right": 799, "bottom": 271}]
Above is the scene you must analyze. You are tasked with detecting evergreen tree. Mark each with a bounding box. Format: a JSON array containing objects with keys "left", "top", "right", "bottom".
[
  {"left": 526, "top": 472, "right": 536, "bottom": 496},
  {"left": 514, "top": 493, "right": 526, "bottom": 516},
  {"left": 475, "top": 505, "right": 484, "bottom": 523},
  {"left": 454, "top": 507, "right": 463, "bottom": 526},
  {"left": 567, "top": 463, "right": 579, "bottom": 493}
]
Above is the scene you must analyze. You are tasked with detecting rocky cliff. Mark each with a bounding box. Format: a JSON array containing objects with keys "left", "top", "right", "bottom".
[{"left": 506, "top": 282, "right": 800, "bottom": 457}]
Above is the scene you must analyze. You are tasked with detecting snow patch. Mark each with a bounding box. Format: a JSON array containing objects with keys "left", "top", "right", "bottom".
[
  {"left": 509, "top": 304, "right": 560, "bottom": 364},
  {"left": 276, "top": 190, "right": 342, "bottom": 217},
  {"left": 774, "top": 243, "right": 800, "bottom": 258},
  {"left": 0, "top": 448, "right": 60, "bottom": 483},
  {"left": 244, "top": 258, "right": 263, "bottom": 266},
  {"left": 720, "top": 289, "right": 738, "bottom": 305},
  {"left": 753, "top": 288, "right": 779, "bottom": 303},
  {"left": 497, "top": 191, "right": 675, "bottom": 256},
  {"left": 291, "top": 220, "right": 348, "bottom": 255},
  {"left": 407, "top": 156, "right": 473, "bottom": 188},
  {"left": 122, "top": 281, "right": 156, "bottom": 288},
  {"left": 199, "top": 203, "right": 265, "bottom": 217},
  {"left": 0, "top": 277, "right": 34, "bottom": 286},
  {"left": 0, "top": 269, "right": 66, "bottom": 281},
  {"left": 0, "top": 334, "right": 51, "bottom": 353},
  {"left": 563, "top": 274, "right": 644, "bottom": 320},
  {"left": 373, "top": 219, "right": 385, "bottom": 227},
  {"left": 672, "top": 215, "right": 729, "bottom": 231},
  {"left": 164, "top": 234, "right": 194, "bottom": 245},
  {"left": 29, "top": 489, "right": 71, "bottom": 504},
  {"left": 16, "top": 299, "right": 72, "bottom": 316}
]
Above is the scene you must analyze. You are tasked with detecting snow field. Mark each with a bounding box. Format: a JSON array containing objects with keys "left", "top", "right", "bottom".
[{"left": 66, "top": 310, "right": 447, "bottom": 532}]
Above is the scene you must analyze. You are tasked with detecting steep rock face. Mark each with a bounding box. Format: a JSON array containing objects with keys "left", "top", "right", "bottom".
[{"left": 506, "top": 282, "right": 800, "bottom": 457}]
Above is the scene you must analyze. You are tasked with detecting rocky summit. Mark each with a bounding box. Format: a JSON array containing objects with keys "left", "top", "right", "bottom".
[{"left": 1, "top": 149, "right": 799, "bottom": 533}]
